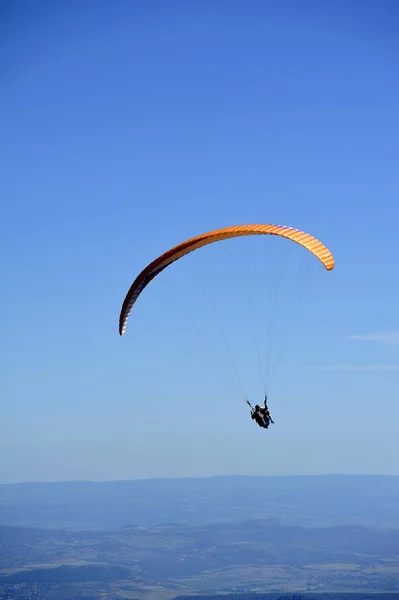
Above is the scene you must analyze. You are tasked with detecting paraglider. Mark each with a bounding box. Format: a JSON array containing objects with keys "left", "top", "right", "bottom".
[
  {"left": 118, "top": 223, "right": 335, "bottom": 433},
  {"left": 247, "top": 396, "right": 275, "bottom": 429}
]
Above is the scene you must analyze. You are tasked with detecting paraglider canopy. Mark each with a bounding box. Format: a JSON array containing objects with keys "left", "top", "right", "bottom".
[{"left": 118, "top": 223, "right": 334, "bottom": 336}]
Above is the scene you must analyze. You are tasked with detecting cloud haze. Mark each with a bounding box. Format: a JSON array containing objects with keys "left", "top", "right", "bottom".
[
  {"left": 301, "top": 364, "right": 399, "bottom": 372},
  {"left": 348, "top": 332, "right": 399, "bottom": 345}
]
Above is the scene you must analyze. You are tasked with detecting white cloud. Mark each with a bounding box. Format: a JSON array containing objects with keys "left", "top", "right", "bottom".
[
  {"left": 299, "top": 364, "right": 399, "bottom": 372},
  {"left": 348, "top": 332, "right": 399, "bottom": 345}
]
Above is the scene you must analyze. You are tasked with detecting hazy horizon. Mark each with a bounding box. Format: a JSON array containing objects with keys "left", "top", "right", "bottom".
[{"left": 2, "top": 472, "right": 399, "bottom": 486}]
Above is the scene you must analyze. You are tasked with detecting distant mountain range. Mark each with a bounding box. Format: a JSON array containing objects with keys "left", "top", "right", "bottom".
[
  {"left": 0, "top": 475, "right": 398, "bottom": 531},
  {"left": 1, "top": 476, "right": 399, "bottom": 598}
]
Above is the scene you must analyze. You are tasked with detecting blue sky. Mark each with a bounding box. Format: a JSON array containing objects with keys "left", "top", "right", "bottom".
[{"left": 2, "top": 0, "right": 399, "bottom": 483}]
